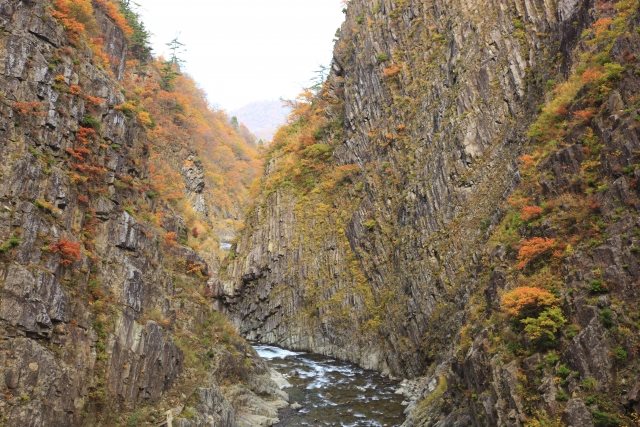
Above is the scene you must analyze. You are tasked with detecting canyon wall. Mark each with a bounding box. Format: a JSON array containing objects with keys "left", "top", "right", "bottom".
[
  {"left": 220, "top": 0, "right": 640, "bottom": 424},
  {"left": 0, "top": 1, "right": 283, "bottom": 425}
]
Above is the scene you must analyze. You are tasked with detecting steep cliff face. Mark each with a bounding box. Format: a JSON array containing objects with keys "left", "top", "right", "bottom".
[
  {"left": 0, "top": 1, "right": 282, "bottom": 426},
  {"left": 222, "top": 0, "right": 590, "bottom": 372},
  {"left": 221, "top": 0, "right": 640, "bottom": 424}
]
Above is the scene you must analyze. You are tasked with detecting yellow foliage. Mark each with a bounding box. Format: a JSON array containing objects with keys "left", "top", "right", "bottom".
[{"left": 501, "top": 287, "right": 558, "bottom": 317}]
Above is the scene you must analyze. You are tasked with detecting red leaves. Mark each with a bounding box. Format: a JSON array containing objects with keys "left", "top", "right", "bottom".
[{"left": 50, "top": 239, "right": 81, "bottom": 266}]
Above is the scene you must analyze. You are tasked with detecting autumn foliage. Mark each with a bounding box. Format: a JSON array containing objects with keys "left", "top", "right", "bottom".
[
  {"left": 93, "top": 0, "right": 133, "bottom": 37},
  {"left": 52, "top": 0, "right": 132, "bottom": 70},
  {"left": 13, "top": 101, "right": 44, "bottom": 116},
  {"left": 520, "top": 205, "right": 543, "bottom": 221},
  {"left": 517, "top": 237, "right": 556, "bottom": 269},
  {"left": 51, "top": 0, "right": 96, "bottom": 43},
  {"left": 501, "top": 286, "right": 558, "bottom": 317},
  {"left": 581, "top": 67, "right": 605, "bottom": 83},
  {"left": 164, "top": 232, "right": 177, "bottom": 246},
  {"left": 383, "top": 64, "right": 402, "bottom": 78},
  {"left": 50, "top": 239, "right": 82, "bottom": 266}
]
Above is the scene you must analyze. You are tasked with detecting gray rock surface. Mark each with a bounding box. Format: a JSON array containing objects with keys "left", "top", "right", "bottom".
[{"left": 0, "top": 1, "right": 283, "bottom": 425}]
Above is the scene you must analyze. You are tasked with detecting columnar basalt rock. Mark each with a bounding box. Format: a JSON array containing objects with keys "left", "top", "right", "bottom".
[
  {"left": 0, "top": 1, "right": 280, "bottom": 425},
  {"left": 222, "top": 0, "right": 589, "bottom": 373},
  {"left": 221, "top": 0, "right": 640, "bottom": 425}
]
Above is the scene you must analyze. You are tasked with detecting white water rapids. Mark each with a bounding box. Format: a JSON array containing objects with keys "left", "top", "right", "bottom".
[{"left": 254, "top": 345, "right": 406, "bottom": 426}]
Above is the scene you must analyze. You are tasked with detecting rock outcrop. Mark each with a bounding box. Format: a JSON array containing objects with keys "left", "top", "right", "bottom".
[
  {"left": 220, "top": 0, "right": 640, "bottom": 425},
  {"left": 0, "top": 1, "right": 281, "bottom": 425}
]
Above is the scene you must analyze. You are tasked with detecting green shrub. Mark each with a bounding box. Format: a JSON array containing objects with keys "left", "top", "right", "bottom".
[
  {"left": 589, "top": 279, "right": 608, "bottom": 294},
  {"left": 521, "top": 307, "right": 567, "bottom": 346},
  {"left": 565, "top": 323, "right": 580, "bottom": 339},
  {"left": 363, "top": 219, "right": 377, "bottom": 231},
  {"left": 0, "top": 236, "right": 21, "bottom": 254},
  {"left": 80, "top": 115, "right": 101, "bottom": 131},
  {"left": 581, "top": 377, "right": 597, "bottom": 391},
  {"left": 376, "top": 53, "right": 389, "bottom": 63},
  {"left": 600, "top": 308, "right": 614, "bottom": 328},
  {"left": 303, "top": 143, "right": 333, "bottom": 159},
  {"left": 544, "top": 351, "right": 560, "bottom": 366},
  {"left": 556, "top": 389, "right": 569, "bottom": 401},
  {"left": 556, "top": 364, "right": 571, "bottom": 378},
  {"left": 603, "top": 62, "right": 624, "bottom": 81},
  {"left": 613, "top": 346, "right": 627, "bottom": 361},
  {"left": 592, "top": 410, "right": 622, "bottom": 427}
]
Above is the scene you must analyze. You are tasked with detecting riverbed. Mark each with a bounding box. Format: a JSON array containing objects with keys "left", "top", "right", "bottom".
[{"left": 254, "top": 345, "right": 406, "bottom": 427}]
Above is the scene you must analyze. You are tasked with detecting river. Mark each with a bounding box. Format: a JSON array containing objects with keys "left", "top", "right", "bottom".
[{"left": 254, "top": 345, "right": 406, "bottom": 427}]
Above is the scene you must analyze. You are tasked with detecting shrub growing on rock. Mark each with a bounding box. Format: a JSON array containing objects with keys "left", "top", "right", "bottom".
[
  {"left": 517, "top": 237, "right": 556, "bottom": 269},
  {"left": 501, "top": 286, "right": 558, "bottom": 318},
  {"left": 521, "top": 307, "right": 567, "bottom": 346},
  {"left": 49, "top": 239, "right": 82, "bottom": 266}
]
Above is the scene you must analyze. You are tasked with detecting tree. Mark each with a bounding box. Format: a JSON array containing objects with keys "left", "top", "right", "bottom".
[
  {"left": 310, "top": 64, "right": 329, "bottom": 94},
  {"left": 161, "top": 37, "right": 186, "bottom": 90},
  {"left": 166, "top": 37, "right": 186, "bottom": 66},
  {"left": 230, "top": 116, "right": 239, "bottom": 129},
  {"left": 118, "top": 0, "right": 152, "bottom": 61}
]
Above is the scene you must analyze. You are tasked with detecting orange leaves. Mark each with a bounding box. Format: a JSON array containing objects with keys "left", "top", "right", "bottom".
[
  {"left": 164, "top": 232, "right": 177, "bottom": 246},
  {"left": 69, "top": 84, "right": 82, "bottom": 95},
  {"left": 573, "top": 108, "right": 595, "bottom": 122},
  {"left": 501, "top": 286, "right": 558, "bottom": 317},
  {"left": 51, "top": 0, "right": 124, "bottom": 71},
  {"left": 68, "top": 84, "right": 104, "bottom": 106},
  {"left": 50, "top": 239, "right": 81, "bottom": 266},
  {"left": 51, "top": 0, "right": 96, "bottom": 43},
  {"left": 554, "top": 104, "right": 570, "bottom": 117},
  {"left": 521, "top": 205, "right": 543, "bottom": 221},
  {"left": 592, "top": 17, "right": 613, "bottom": 37},
  {"left": 507, "top": 192, "right": 530, "bottom": 209},
  {"left": 93, "top": 0, "right": 133, "bottom": 37},
  {"left": 519, "top": 154, "right": 536, "bottom": 169},
  {"left": 13, "top": 101, "right": 44, "bottom": 116},
  {"left": 581, "top": 67, "right": 604, "bottom": 84},
  {"left": 186, "top": 261, "right": 207, "bottom": 277},
  {"left": 89, "top": 37, "right": 111, "bottom": 68},
  {"left": 53, "top": 0, "right": 132, "bottom": 43},
  {"left": 382, "top": 64, "right": 401, "bottom": 78},
  {"left": 517, "top": 237, "right": 556, "bottom": 269},
  {"left": 72, "top": 162, "right": 106, "bottom": 178},
  {"left": 76, "top": 126, "right": 97, "bottom": 145},
  {"left": 65, "top": 146, "right": 91, "bottom": 161},
  {"left": 84, "top": 94, "right": 105, "bottom": 106}
]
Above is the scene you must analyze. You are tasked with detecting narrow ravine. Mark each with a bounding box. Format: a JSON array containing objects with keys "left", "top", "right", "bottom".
[{"left": 254, "top": 345, "right": 406, "bottom": 426}]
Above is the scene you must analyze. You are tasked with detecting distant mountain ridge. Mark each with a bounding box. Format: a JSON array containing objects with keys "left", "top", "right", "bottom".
[{"left": 232, "top": 100, "right": 291, "bottom": 142}]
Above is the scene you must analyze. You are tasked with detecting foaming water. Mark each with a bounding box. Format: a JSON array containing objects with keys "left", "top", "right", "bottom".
[{"left": 253, "top": 345, "right": 405, "bottom": 426}]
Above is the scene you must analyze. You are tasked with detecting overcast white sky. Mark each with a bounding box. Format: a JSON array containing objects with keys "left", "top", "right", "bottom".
[{"left": 134, "top": 0, "right": 345, "bottom": 111}]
